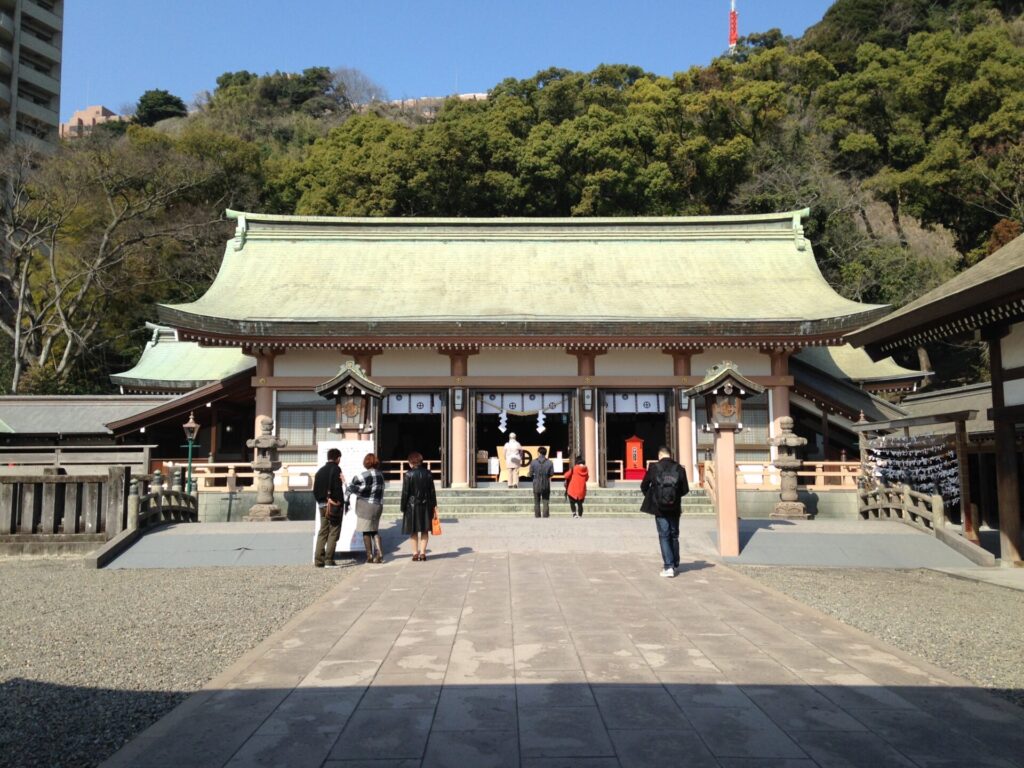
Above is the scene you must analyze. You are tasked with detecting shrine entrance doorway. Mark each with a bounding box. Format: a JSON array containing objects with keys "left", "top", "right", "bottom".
[
  {"left": 470, "top": 391, "right": 574, "bottom": 485},
  {"left": 599, "top": 391, "right": 672, "bottom": 485},
  {"left": 379, "top": 391, "right": 447, "bottom": 484}
]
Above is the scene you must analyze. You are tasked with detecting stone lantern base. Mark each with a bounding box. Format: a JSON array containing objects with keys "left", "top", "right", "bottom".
[
  {"left": 244, "top": 503, "right": 286, "bottom": 522},
  {"left": 770, "top": 501, "right": 810, "bottom": 520}
]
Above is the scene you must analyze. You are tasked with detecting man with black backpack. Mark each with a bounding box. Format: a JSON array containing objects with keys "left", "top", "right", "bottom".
[{"left": 640, "top": 446, "right": 689, "bottom": 578}]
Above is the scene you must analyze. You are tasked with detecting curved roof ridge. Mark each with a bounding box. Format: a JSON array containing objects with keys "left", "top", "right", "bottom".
[{"left": 225, "top": 208, "right": 812, "bottom": 228}]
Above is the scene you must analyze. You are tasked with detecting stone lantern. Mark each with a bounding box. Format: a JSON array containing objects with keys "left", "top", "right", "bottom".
[
  {"left": 314, "top": 361, "right": 386, "bottom": 440},
  {"left": 244, "top": 415, "right": 288, "bottom": 521},
  {"left": 769, "top": 416, "right": 810, "bottom": 519},
  {"left": 685, "top": 362, "right": 765, "bottom": 556}
]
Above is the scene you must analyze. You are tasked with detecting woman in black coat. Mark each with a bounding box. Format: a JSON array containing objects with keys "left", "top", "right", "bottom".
[{"left": 400, "top": 451, "right": 437, "bottom": 561}]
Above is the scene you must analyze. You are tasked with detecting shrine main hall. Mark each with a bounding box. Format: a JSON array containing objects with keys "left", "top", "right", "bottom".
[{"left": 130, "top": 208, "right": 915, "bottom": 487}]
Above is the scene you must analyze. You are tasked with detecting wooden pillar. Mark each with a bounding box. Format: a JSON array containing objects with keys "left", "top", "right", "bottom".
[
  {"left": 987, "top": 328, "right": 1022, "bottom": 564},
  {"left": 954, "top": 420, "right": 978, "bottom": 543},
  {"left": 447, "top": 352, "right": 472, "bottom": 488},
  {"left": 666, "top": 350, "right": 696, "bottom": 478},
  {"left": 820, "top": 409, "right": 831, "bottom": 460},
  {"left": 209, "top": 407, "right": 219, "bottom": 462},
  {"left": 572, "top": 350, "right": 603, "bottom": 487},
  {"left": 251, "top": 348, "right": 279, "bottom": 447},
  {"left": 769, "top": 348, "right": 793, "bottom": 452},
  {"left": 714, "top": 427, "right": 740, "bottom": 557}
]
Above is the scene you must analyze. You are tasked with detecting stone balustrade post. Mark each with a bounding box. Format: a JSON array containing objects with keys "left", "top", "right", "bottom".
[
  {"left": 931, "top": 494, "right": 946, "bottom": 529},
  {"left": 127, "top": 479, "right": 140, "bottom": 530}
]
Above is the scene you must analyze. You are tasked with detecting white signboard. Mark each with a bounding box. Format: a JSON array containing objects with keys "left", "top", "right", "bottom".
[{"left": 313, "top": 439, "right": 373, "bottom": 556}]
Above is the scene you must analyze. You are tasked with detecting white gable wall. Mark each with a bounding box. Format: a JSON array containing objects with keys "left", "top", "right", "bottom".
[
  {"left": 275, "top": 350, "right": 352, "bottom": 377},
  {"left": 470, "top": 349, "right": 577, "bottom": 376},
  {"left": 1002, "top": 321, "right": 1024, "bottom": 407}
]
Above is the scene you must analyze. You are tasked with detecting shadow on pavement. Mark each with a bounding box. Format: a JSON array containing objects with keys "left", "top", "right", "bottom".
[{"left": 7, "top": 677, "right": 1021, "bottom": 768}]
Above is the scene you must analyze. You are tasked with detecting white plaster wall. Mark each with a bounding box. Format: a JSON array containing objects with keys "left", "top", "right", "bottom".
[
  {"left": 595, "top": 350, "right": 673, "bottom": 376},
  {"left": 1002, "top": 322, "right": 1024, "bottom": 407},
  {"left": 275, "top": 350, "right": 352, "bottom": 377},
  {"left": 470, "top": 349, "right": 577, "bottom": 377},
  {"left": 691, "top": 349, "right": 771, "bottom": 377},
  {"left": 373, "top": 349, "right": 450, "bottom": 377},
  {"left": 1001, "top": 322, "right": 1024, "bottom": 367}
]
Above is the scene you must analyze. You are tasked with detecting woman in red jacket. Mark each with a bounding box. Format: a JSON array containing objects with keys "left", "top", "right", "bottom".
[{"left": 564, "top": 457, "right": 589, "bottom": 518}]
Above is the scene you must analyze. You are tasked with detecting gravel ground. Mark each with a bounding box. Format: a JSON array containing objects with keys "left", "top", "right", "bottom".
[
  {"left": 0, "top": 557, "right": 351, "bottom": 768},
  {"left": 731, "top": 565, "right": 1024, "bottom": 709}
]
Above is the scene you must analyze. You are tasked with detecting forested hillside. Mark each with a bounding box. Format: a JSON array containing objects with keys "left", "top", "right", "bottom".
[{"left": 2, "top": 1, "right": 1022, "bottom": 393}]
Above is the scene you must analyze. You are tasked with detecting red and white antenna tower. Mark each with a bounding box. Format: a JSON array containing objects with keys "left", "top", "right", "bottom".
[{"left": 729, "top": 0, "right": 739, "bottom": 52}]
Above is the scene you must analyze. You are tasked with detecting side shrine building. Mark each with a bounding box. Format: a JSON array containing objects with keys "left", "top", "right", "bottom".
[{"left": 123, "top": 208, "right": 910, "bottom": 488}]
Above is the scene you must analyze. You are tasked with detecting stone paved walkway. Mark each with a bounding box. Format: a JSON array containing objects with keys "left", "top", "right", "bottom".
[{"left": 104, "top": 548, "right": 1024, "bottom": 768}]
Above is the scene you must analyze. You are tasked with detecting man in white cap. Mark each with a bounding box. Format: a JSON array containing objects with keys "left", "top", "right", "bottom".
[{"left": 504, "top": 432, "right": 522, "bottom": 488}]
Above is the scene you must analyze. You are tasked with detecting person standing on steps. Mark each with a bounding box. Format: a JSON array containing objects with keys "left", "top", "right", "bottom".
[
  {"left": 640, "top": 446, "right": 689, "bottom": 578},
  {"left": 400, "top": 451, "right": 437, "bottom": 561},
  {"left": 529, "top": 446, "right": 555, "bottom": 518},
  {"left": 313, "top": 448, "right": 345, "bottom": 568},
  {"left": 348, "top": 452, "right": 386, "bottom": 564},
  {"left": 564, "top": 456, "right": 589, "bottom": 518},
  {"left": 504, "top": 432, "right": 523, "bottom": 488}
]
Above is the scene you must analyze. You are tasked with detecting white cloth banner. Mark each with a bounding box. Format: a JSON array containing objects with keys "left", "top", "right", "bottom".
[
  {"left": 312, "top": 439, "right": 373, "bottom": 556},
  {"left": 409, "top": 393, "right": 436, "bottom": 414},
  {"left": 605, "top": 392, "right": 666, "bottom": 413},
  {"left": 384, "top": 392, "right": 442, "bottom": 415},
  {"left": 477, "top": 392, "right": 568, "bottom": 414},
  {"left": 384, "top": 393, "right": 409, "bottom": 414}
]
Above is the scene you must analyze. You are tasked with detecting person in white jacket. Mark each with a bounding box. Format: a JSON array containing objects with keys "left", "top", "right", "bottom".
[{"left": 504, "top": 433, "right": 522, "bottom": 488}]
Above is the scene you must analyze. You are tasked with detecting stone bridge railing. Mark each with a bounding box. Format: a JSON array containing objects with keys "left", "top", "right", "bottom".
[
  {"left": 0, "top": 467, "right": 132, "bottom": 552},
  {"left": 130, "top": 470, "right": 199, "bottom": 530},
  {"left": 859, "top": 483, "right": 945, "bottom": 532},
  {"left": 859, "top": 483, "right": 996, "bottom": 567},
  {"left": 0, "top": 467, "right": 199, "bottom": 561}
]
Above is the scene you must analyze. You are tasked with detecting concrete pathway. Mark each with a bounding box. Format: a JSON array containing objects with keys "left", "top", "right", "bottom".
[
  {"left": 107, "top": 517, "right": 979, "bottom": 570},
  {"left": 104, "top": 548, "right": 1024, "bottom": 767}
]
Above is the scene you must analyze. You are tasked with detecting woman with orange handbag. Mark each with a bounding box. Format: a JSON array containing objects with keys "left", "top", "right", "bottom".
[{"left": 400, "top": 451, "right": 438, "bottom": 561}]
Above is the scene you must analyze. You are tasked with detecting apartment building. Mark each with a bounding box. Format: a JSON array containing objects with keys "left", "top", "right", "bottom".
[
  {"left": 60, "top": 105, "right": 126, "bottom": 139},
  {"left": 0, "top": 0, "right": 63, "bottom": 150}
]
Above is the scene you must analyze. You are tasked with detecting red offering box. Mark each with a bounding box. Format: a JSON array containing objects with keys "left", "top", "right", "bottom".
[{"left": 624, "top": 468, "right": 646, "bottom": 480}]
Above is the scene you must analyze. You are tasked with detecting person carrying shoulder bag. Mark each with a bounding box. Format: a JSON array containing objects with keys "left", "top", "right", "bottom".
[{"left": 313, "top": 448, "right": 346, "bottom": 568}]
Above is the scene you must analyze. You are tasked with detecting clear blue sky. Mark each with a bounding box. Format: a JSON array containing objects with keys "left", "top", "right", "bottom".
[{"left": 62, "top": 0, "right": 836, "bottom": 121}]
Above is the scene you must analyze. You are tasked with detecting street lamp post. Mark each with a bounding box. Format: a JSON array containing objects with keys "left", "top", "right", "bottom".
[{"left": 182, "top": 411, "right": 200, "bottom": 495}]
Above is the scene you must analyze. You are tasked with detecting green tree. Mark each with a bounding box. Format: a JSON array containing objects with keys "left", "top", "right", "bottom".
[{"left": 134, "top": 88, "right": 188, "bottom": 126}]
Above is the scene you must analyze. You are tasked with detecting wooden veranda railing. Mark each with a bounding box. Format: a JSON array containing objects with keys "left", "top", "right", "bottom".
[
  {"left": 179, "top": 458, "right": 858, "bottom": 493},
  {"left": 181, "top": 459, "right": 442, "bottom": 494},
  {"left": 694, "top": 461, "right": 859, "bottom": 491}
]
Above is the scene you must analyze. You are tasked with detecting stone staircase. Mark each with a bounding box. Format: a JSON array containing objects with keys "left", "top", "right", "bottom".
[{"left": 381, "top": 487, "right": 714, "bottom": 517}]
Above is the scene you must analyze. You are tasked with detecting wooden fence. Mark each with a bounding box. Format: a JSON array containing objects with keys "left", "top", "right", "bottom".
[{"left": 0, "top": 445, "right": 154, "bottom": 475}]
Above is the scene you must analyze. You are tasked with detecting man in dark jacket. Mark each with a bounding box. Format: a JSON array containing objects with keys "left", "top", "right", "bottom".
[
  {"left": 529, "top": 447, "right": 555, "bottom": 518},
  {"left": 313, "top": 448, "right": 346, "bottom": 568},
  {"left": 640, "top": 446, "right": 689, "bottom": 578}
]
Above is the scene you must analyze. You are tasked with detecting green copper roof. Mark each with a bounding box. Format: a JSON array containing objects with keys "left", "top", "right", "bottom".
[
  {"left": 161, "top": 209, "right": 886, "bottom": 340},
  {"left": 110, "top": 326, "right": 253, "bottom": 391},
  {"left": 795, "top": 344, "right": 926, "bottom": 384}
]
